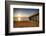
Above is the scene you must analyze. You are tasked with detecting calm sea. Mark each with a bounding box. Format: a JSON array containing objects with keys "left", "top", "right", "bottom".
[{"left": 14, "top": 17, "right": 29, "bottom": 21}]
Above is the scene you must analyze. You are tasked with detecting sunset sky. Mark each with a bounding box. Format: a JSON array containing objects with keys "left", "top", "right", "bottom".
[{"left": 13, "top": 8, "right": 39, "bottom": 17}]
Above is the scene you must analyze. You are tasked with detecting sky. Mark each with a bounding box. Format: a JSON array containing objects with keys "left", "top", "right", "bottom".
[{"left": 13, "top": 8, "right": 39, "bottom": 17}]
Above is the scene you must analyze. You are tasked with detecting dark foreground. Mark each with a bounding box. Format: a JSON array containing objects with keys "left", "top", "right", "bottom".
[{"left": 13, "top": 20, "right": 39, "bottom": 28}]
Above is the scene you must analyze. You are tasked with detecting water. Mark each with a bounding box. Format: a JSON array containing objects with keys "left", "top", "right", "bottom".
[{"left": 14, "top": 17, "right": 29, "bottom": 21}]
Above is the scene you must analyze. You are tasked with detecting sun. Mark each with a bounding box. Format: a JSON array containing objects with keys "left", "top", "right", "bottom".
[
  {"left": 18, "top": 17, "right": 21, "bottom": 21},
  {"left": 17, "top": 14, "right": 21, "bottom": 21},
  {"left": 17, "top": 14, "right": 21, "bottom": 17}
]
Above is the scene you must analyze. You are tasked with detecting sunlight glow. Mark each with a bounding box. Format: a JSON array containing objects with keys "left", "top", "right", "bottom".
[
  {"left": 17, "top": 14, "right": 21, "bottom": 17},
  {"left": 18, "top": 17, "right": 21, "bottom": 21},
  {"left": 17, "top": 14, "right": 21, "bottom": 21}
]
